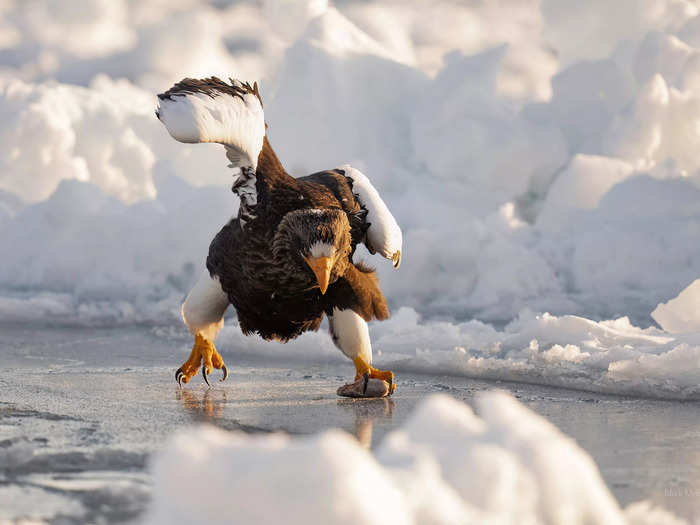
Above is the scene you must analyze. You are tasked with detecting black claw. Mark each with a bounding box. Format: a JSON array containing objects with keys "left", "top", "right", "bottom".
[
  {"left": 220, "top": 364, "right": 228, "bottom": 382},
  {"left": 387, "top": 376, "right": 394, "bottom": 396},
  {"left": 362, "top": 372, "right": 370, "bottom": 395},
  {"left": 202, "top": 366, "right": 211, "bottom": 387},
  {"left": 175, "top": 368, "right": 184, "bottom": 387}
]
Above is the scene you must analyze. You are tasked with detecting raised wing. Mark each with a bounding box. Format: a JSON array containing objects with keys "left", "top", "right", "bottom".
[
  {"left": 338, "top": 165, "right": 402, "bottom": 268},
  {"left": 156, "top": 77, "right": 268, "bottom": 227},
  {"left": 156, "top": 77, "right": 265, "bottom": 170}
]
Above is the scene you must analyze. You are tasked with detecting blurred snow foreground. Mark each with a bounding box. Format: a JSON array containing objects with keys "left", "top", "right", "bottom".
[
  {"left": 147, "top": 393, "right": 684, "bottom": 525},
  {"left": 2, "top": 0, "right": 700, "bottom": 398}
]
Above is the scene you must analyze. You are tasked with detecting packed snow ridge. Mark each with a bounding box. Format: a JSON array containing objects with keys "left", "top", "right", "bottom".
[
  {"left": 210, "top": 279, "right": 700, "bottom": 400},
  {"left": 2, "top": 0, "right": 700, "bottom": 398},
  {"left": 146, "top": 392, "right": 686, "bottom": 525}
]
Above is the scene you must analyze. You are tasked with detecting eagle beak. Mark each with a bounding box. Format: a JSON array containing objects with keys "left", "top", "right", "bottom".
[{"left": 304, "top": 256, "right": 332, "bottom": 294}]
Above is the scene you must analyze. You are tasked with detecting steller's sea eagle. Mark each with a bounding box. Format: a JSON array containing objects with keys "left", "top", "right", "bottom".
[{"left": 155, "top": 77, "right": 402, "bottom": 397}]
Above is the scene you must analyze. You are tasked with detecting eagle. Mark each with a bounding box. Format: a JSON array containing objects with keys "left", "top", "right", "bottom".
[{"left": 156, "top": 77, "right": 402, "bottom": 397}]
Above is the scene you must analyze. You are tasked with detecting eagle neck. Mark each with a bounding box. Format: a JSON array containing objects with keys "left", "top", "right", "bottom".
[{"left": 256, "top": 136, "right": 287, "bottom": 180}]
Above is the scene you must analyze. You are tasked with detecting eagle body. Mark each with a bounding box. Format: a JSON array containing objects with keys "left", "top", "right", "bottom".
[
  {"left": 157, "top": 77, "right": 402, "bottom": 395},
  {"left": 207, "top": 141, "right": 388, "bottom": 341}
]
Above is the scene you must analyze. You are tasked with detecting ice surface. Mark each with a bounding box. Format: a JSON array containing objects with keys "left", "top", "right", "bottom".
[
  {"left": 1, "top": 0, "right": 700, "bottom": 437},
  {"left": 146, "top": 392, "right": 687, "bottom": 525},
  {"left": 3, "top": 326, "right": 700, "bottom": 523}
]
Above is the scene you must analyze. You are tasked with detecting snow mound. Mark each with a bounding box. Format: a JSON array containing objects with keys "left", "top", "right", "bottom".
[
  {"left": 147, "top": 393, "right": 685, "bottom": 525},
  {"left": 267, "top": 7, "right": 427, "bottom": 178},
  {"left": 363, "top": 306, "right": 700, "bottom": 400},
  {"left": 148, "top": 428, "right": 408, "bottom": 525},
  {"left": 0, "top": 76, "right": 232, "bottom": 204},
  {"left": 536, "top": 155, "right": 635, "bottom": 227},
  {"left": 652, "top": 279, "right": 700, "bottom": 333},
  {"left": 211, "top": 299, "right": 699, "bottom": 400},
  {"left": 0, "top": 176, "right": 234, "bottom": 325}
]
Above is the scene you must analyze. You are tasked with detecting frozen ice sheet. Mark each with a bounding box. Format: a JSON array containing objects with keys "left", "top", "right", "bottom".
[{"left": 0, "top": 326, "right": 699, "bottom": 523}]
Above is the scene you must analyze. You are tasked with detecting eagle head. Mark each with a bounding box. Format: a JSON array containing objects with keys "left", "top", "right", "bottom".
[{"left": 273, "top": 208, "right": 351, "bottom": 294}]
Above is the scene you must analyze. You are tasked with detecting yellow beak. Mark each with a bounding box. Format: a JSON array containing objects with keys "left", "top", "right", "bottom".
[{"left": 304, "top": 255, "right": 332, "bottom": 294}]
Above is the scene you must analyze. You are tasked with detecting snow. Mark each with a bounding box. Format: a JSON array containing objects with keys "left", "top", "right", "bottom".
[
  {"left": 1, "top": 1, "right": 700, "bottom": 402},
  {"left": 154, "top": 279, "right": 694, "bottom": 400},
  {"left": 0, "top": 75, "right": 232, "bottom": 203},
  {"left": 536, "top": 155, "right": 635, "bottom": 227},
  {"left": 652, "top": 279, "right": 700, "bottom": 333},
  {"left": 148, "top": 428, "right": 408, "bottom": 525},
  {"left": 146, "top": 392, "right": 687, "bottom": 525}
]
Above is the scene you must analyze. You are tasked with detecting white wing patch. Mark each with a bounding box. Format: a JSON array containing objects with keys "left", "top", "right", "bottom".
[
  {"left": 339, "top": 165, "right": 402, "bottom": 268},
  {"left": 157, "top": 83, "right": 265, "bottom": 169}
]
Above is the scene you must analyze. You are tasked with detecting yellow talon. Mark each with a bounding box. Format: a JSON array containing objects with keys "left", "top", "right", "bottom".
[{"left": 176, "top": 334, "right": 228, "bottom": 386}]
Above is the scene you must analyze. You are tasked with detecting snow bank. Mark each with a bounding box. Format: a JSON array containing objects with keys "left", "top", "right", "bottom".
[
  {"left": 367, "top": 306, "right": 700, "bottom": 400},
  {"left": 3, "top": 1, "right": 700, "bottom": 399},
  {"left": 210, "top": 278, "right": 700, "bottom": 400},
  {"left": 0, "top": 0, "right": 291, "bottom": 90},
  {"left": 147, "top": 392, "right": 685, "bottom": 525},
  {"left": 0, "top": 75, "right": 235, "bottom": 204},
  {"left": 0, "top": 175, "right": 235, "bottom": 326},
  {"left": 148, "top": 428, "right": 408, "bottom": 525},
  {"left": 3, "top": 0, "right": 700, "bottom": 326}
]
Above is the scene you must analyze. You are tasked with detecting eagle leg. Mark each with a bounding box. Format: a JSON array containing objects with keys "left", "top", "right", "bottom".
[
  {"left": 176, "top": 334, "right": 228, "bottom": 387},
  {"left": 330, "top": 309, "right": 396, "bottom": 397}
]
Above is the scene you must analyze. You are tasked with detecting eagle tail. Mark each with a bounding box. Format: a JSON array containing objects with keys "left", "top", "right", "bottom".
[{"left": 156, "top": 77, "right": 265, "bottom": 169}]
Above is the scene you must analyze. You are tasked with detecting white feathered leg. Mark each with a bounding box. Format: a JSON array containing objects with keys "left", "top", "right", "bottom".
[
  {"left": 329, "top": 308, "right": 395, "bottom": 397},
  {"left": 328, "top": 307, "right": 373, "bottom": 366},
  {"left": 181, "top": 271, "right": 229, "bottom": 341},
  {"left": 177, "top": 271, "right": 230, "bottom": 386}
]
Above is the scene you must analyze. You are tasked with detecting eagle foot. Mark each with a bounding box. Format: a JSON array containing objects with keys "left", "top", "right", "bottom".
[
  {"left": 338, "top": 357, "right": 396, "bottom": 397},
  {"left": 176, "top": 334, "right": 228, "bottom": 387},
  {"left": 353, "top": 356, "right": 396, "bottom": 396},
  {"left": 337, "top": 375, "right": 392, "bottom": 398}
]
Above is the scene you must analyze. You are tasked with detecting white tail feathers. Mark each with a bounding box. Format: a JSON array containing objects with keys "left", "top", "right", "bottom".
[{"left": 156, "top": 77, "right": 265, "bottom": 169}]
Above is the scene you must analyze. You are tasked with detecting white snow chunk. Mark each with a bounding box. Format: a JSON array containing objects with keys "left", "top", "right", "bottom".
[
  {"left": 652, "top": 279, "right": 700, "bottom": 333},
  {"left": 537, "top": 154, "right": 635, "bottom": 229},
  {"left": 147, "top": 393, "right": 686, "bottom": 525},
  {"left": 147, "top": 427, "right": 409, "bottom": 525}
]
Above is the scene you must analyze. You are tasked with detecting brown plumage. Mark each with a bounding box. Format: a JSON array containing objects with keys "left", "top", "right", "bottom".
[{"left": 206, "top": 137, "right": 389, "bottom": 342}]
